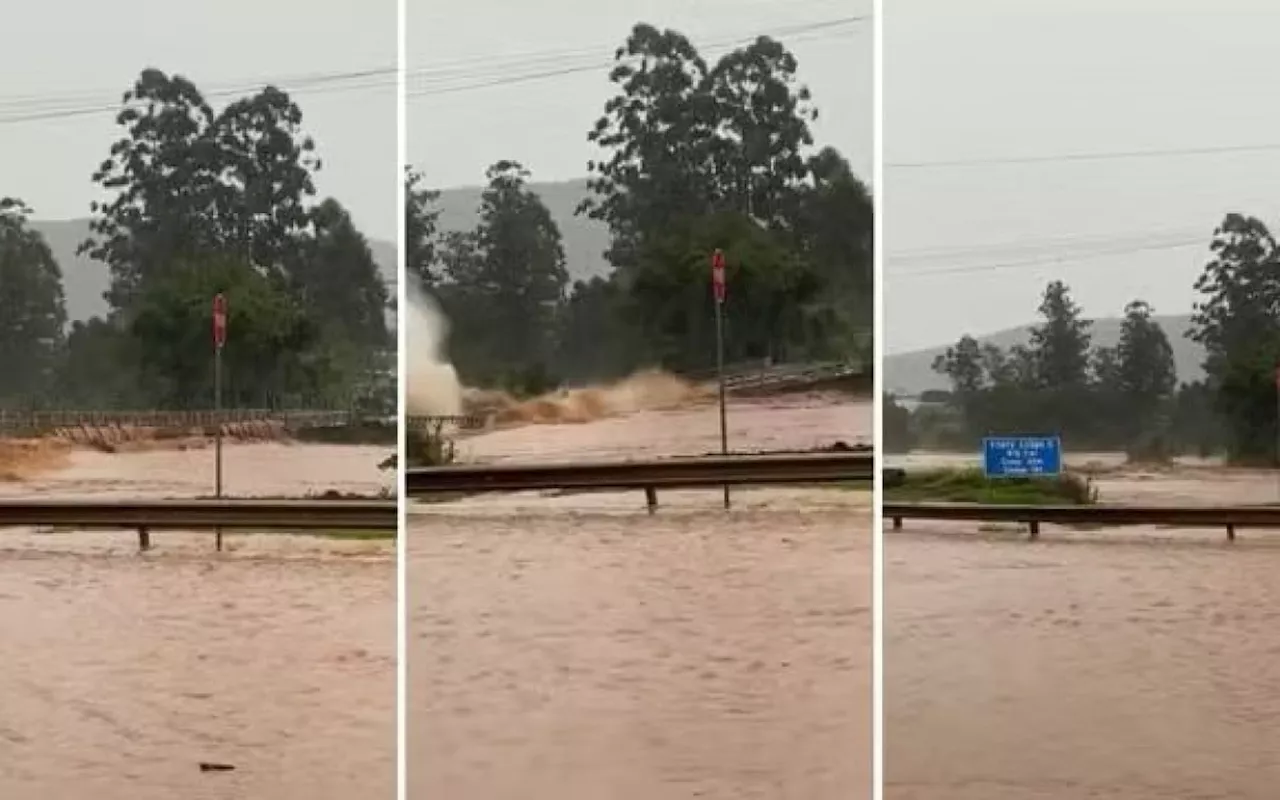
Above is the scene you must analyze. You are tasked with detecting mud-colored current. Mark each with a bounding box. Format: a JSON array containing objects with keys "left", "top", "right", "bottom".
[
  {"left": 887, "top": 454, "right": 1280, "bottom": 799},
  {"left": 409, "top": 395, "right": 872, "bottom": 799},
  {"left": 0, "top": 442, "right": 395, "bottom": 799}
]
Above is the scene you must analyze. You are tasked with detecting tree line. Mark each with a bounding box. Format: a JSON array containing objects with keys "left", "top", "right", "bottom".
[
  {"left": 890, "top": 212, "right": 1280, "bottom": 464},
  {"left": 405, "top": 23, "right": 873, "bottom": 393},
  {"left": 1, "top": 69, "right": 392, "bottom": 412}
]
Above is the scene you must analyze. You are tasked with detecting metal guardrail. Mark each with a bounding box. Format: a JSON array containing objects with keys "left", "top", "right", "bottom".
[
  {"left": 0, "top": 499, "right": 396, "bottom": 551},
  {"left": 883, "top": 502, "right": 1280, "bottom": 541},
  {"left": 407, "top": 452, "right": 873, "bottom": 511}
]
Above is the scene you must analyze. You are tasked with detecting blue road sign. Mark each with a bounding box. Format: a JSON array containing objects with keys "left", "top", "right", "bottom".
[{"left": 982, "top": 435, "right": 1062, "bottom": 478}]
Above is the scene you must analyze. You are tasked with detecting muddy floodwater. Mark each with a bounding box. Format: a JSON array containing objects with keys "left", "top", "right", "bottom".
[
  {"left": 887, "top": 454, "right": 1280, "bottom": 799},
  {"left": 410, "top": 394, "right": 871, "bottom": 799},
  {"left": 459, "top": 392, "right": 870, "bottom": 463},
  {"left": 0, "top": 442, "right": 395, "bottom": 799}
]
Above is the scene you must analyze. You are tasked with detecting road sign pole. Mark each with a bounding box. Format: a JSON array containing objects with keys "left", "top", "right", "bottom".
[
  {"left": 215, "top": 345, "right": 223, "bottom": 550},
  {"left": 715, "top": 297, "right": 729, "bottom": 509},
  {"left": 213, "top": 294, "right": 227, "bottom": 552},
  {"left": 712, "top": 250, "right": 729, "bottom": 510},
  {"left": 1274, "top": 366, "right": 1279, "bottom": 499}
]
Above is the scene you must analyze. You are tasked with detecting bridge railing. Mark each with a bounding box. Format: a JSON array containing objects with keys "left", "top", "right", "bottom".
[{"left": 0, "top": 408, "right": 364, "bottom": 435}]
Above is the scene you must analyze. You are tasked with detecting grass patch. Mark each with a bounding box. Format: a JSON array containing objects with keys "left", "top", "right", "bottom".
[
  {"left": 228, "top": 527, "right": 394, "bottom": 540},
  {"left": 885, "top": 467, "right": 1097, "bottom": 505},
  {"left": 828, "top": 481, "right": 873, "bottom": 491},
  {"left": 308, "top": 528, "right": 395, "bottom": 540}
]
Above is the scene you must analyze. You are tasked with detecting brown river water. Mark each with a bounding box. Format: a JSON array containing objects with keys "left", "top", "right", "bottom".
[
  {"left": 0, "top": 441, "right": 395, "bottom": 799},
  {"left": 409, "top": 395, "right": 871, "bottom": 799},
  {"left": 888, "top": 451, "right": 1280, "bottom": 799}
]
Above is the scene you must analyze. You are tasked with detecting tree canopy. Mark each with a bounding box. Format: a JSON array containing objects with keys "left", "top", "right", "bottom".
[
  {"left": 10, "top": 67, "right": 395, "bottom": 411},
  {"left": 0, "top": 198, "right": 68, "bottom": 406},
  {"left": 408, "top": 21, "right": 873, "bottom": 393}
]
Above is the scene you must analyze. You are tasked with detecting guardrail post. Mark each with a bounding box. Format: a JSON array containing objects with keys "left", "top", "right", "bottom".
[
  {"left": 137, "top": 526, "right": 151, "bottom": 552},
  {"left": 644, "top": 486, "right": 658, "bottom": 515},
  {"left": 1027, "top": 520, "right": 1040, "bottom": 540},
  {"left": 1226, "top": 524, "right": 1236, "bottom": 542},
  {"left": 892, "top": 516, "right": 902, "bottom": 530}
]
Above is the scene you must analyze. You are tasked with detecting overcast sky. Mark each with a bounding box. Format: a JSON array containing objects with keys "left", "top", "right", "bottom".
[
  {"left": 0, "top": 0, "right": 395, "bottom": 241},
  {"left": 885, "top": 0, "right": 1280, "bottom": 353},
  {"left": 408, "top": 0, "right": 872, "bottom": 190}
]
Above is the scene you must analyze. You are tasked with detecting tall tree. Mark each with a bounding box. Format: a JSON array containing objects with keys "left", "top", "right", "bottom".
[
  {"left": 705, "top": 36, "right": 817, "bottom": 225},
  {"left": 581, "top": 25, "right": 824, "bottom": 265},
  {"left": 576, "top": 23, "right": 866, "bottom": 374},
  {"left": 128, "top": 256, "right": 328, "bottom": 408},
  {"left": 210, "top": 86, "right": 321, "bottom": 271},
  {"left": 1028, "top": 280, "right": 1092, "bottom": 390},
  {"left": 628, "top": 210, "right": 820, "bottom": 370},
  {"left": 81, "top": 69, "right": 320, "bottom": 309},
  {"left": 0, "top": 199, "right": 68, "bottom": 405},
  {"left": 931, "top": 334, "right": 986, "bottom": 396},
  {"left": 553, "top": 276, "right": 640, "bottom": 383},
  {"left": 405, "top": 167, "right": 440, "bottom": 283},
  {"left": 292, "top": 198, "right": 390, "bottom": 350},
  {"left": 56, "top": 318, "right": 146, "bottom": 409},
  {"left": 1188, "top": 213, "right": 1280, "bottom": 462},
  {"left": 580, "top": 24, "right": 715, "bottom": 268},
  {"left": 794, "top": 147, "right": 874, "bottom": 320},
  {"left": 81, "top": 70, "right": 218, "bottom": 308},
  {"left": 437, "top": 161, "right": 569, "bottom": 384},
  {"left": 1113, "top": 300, "right": 1176, "bottom": 419}
]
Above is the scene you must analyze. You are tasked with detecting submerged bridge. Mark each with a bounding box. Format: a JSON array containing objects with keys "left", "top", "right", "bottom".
[
  {"left": 685, "top": 359, "right": 868, "bottom": 396},
  {"left": 0, "top": 408, "right": 364, "bottom": 436}
]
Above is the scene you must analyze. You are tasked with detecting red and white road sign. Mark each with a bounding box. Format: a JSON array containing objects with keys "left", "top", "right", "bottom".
[
  {"left": 213, "top": 293, "right": 227, "bottom": 349},
  {"left": 711, "top": 249, "right": 726, "bottom": 303}
]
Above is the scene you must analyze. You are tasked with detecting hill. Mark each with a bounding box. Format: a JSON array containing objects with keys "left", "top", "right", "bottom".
[
  {"left": 435, "top": 177, "right": 612, "bottom": 283},
  {"left": 884, "top": 314, "right": 1204, "bottom": 395},
  {"left": 31, "top": 218, "right": 396, "bottom": 323}
]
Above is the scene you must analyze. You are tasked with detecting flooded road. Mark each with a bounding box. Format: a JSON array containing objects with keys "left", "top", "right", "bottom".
[
  {"left": 0, "top": 441, "right": 393, "bottom": 501},
  {"left": 888, "top": 455, "right": 1280, "bottom": 798},
  {"left": 0, "top": 441, "right": 395, "bottom": 799},
  {"left": 458, "top": 393, "right": 869, "bottom": 463},
  {"left": 409, "top": 393, "right": 871, "bottom": 799}
]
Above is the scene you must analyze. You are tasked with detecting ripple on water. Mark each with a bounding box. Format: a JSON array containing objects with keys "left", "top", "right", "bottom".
[
  {"left": 409, "top": 507, "right": 871, "bottom": 800},
  {"left": 887, "top": 533, "right": 1280, "bottom": 799}
]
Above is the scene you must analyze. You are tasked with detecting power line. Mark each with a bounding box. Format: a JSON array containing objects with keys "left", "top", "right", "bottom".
[
  {"left": 890, "top": 237, "right": 1207, "bottom": 278},
  {"left": 410, "top": 13, "right": 866, "bottom": 78},
  {"left": 407, "top": 15, "right": 869, "bottom": 99},
  {"left": 889, "top": 141, "right": 1280, "bottom": 170},
  {"left": 0, "top": 65, "right": 396, "bottom": 127},
  {"left": 408, "top": 18, "right": 864, "bottom": 95},
  {"left": 0, "top": 65, "right": 395, "bottom": 111},
  {"left": 892, "top": 228, "right": 1210, "bottom": 263}
]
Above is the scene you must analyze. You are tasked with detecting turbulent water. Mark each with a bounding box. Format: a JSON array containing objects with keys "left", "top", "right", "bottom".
[
  {"left": 458, "top": 392, "right": 869, "bottom": 463},
  {"left": 0, "top": 442, "right": 394, "bottom": 798},
  {"left": 887, "top": 454, "right": 1280, "bottom": 799},
  {"left": 406, "top": 283, "right": 463, "bottom": 417},
  {"left": 408, "top": 392, "right": 872, "bottom": 799}
]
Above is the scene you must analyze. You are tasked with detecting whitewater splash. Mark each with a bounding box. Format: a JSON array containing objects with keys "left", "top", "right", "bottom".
[
  {"left": 403, "top": 280, "right": 703, "bottom": 426},
  {"left": 406, "top": 284, "right": 463, "bottom": 417},
  {"left": 467, "top": 370, "right": 711, "bottom": 427}
]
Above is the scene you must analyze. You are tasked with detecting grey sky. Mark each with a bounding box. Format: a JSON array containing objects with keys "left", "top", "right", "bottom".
[
  {"left": 0, "top": 0, "right": 395, "bottom": 241},
  {"left": 409, "top": 0, "right": 872, "bottom": 190},
  {"left": 885, "top": 0, "right": 1280, "bottom": 353}
]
